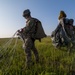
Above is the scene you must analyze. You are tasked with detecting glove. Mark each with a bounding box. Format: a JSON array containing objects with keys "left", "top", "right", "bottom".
[
  {"left": 17, "top": 30, "right": 20, "bottom": 32},
  {"left": 17, "top": 28, "right": 24, "bottom": 33},
  {"left": 21, "top": 28, "right": 24, "bottom": 32}
]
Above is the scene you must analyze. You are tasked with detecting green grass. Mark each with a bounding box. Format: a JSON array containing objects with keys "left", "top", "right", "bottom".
[{"left": 0, "top": 37, "right": 75, "bottom": 75}]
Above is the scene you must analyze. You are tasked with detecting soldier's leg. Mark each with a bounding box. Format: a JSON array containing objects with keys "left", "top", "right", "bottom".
[
  {"left": 24, "top": 38, "right": 33, "bottom": 67},
  {"left": 25, "top": 46, "right": 31, "bottom": 67},
  {"left": 31, "top": 40, "right": 39, "bottom": 63},
  {"left": 32, "top": 46, "right": 39, "bottom": 63}
]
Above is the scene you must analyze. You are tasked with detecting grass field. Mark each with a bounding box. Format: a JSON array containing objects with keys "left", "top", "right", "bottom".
[{"left": 0, "top": 37, "right": 75, "bottom": 75}]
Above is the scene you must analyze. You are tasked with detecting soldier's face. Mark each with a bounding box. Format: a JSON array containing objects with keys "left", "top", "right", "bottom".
[
  {"left": 23, "top": 14, "right": 27, "bottom": 19},
  {"left": 24, "top": 16, "right": 28, "bottom": 19}
]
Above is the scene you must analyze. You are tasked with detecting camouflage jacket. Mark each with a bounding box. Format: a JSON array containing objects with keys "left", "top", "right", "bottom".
[{"left": 23, "top": 17, "right": 36, "bottom": 38}]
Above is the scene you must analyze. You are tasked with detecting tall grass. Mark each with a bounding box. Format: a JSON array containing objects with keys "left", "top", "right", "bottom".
[{"left": 0, "top": 37, "right": 75, "bottom": 75}]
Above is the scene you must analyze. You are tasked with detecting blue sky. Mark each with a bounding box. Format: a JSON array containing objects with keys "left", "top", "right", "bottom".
[{"left": 0, "top": 0, "right": 75, "bottom": 38}]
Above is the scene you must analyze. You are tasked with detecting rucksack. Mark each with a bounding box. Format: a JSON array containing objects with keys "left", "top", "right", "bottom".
[
  {"left": 63, "top": 18, "right": 74, "bottom": 38},
  {"left": 32, "top": 18, "right": 47, "bottom": 41}
]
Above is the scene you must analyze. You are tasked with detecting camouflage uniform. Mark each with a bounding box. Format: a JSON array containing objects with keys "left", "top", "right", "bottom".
[{"left": 23, "top": 17, "right": 39, "bottom": 67}]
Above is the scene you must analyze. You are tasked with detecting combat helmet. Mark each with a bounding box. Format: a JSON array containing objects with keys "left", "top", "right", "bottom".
[
  {"left": 23, "top": 9, "right": 31, "bottom": 17},
  {"left": 58, "top": 10, "right": 67, "bottom": 20}
]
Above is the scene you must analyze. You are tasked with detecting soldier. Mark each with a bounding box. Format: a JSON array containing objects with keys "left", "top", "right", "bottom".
[
  {"left": 58, "top": 11, "right": 75, "bottom": 44},
  {"left": 51, "top": 10, "right": 70, "bottom": 47},
  {"left": 22, "top": 9, "right": 39, "bottom": 68},
  {"left": 58, "top": 10, "right": 70, "bottom": 45},
  {"left": 54, "top": 10, "right": 67, "bottom": 37}
]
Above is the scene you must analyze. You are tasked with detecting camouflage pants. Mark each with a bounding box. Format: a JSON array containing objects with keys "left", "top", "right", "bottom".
[{"left": 23, "top": 38, "right": 39, "bottom": 66}]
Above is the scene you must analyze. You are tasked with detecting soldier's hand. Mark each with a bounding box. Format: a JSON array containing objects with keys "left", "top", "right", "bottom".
[
  {"left": 21, "top": 28, "right": 25, "bottom": 32},
  {"left": 17, "top": 27, "right": 25, "bottom": 34},
  {"left": 17, "top": 30, "right": 20, "bottom": 32}
]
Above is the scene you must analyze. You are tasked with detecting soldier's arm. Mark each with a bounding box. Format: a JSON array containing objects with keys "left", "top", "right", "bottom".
[
  {"left": 54, "top": 19, "right": 62, "bottom": 35},
  {"left": 54, "top": 24, "right": 62, "bottom": 35},
  {"left": 59, "top": 18, "right": 65, "bottom": 28}
]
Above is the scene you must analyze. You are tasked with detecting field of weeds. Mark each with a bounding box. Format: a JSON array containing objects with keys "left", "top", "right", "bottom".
[{"left": 0, "top": 37, "right": 75, "bottom": 75}]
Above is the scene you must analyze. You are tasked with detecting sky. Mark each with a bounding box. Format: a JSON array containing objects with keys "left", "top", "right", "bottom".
[{"left": 0, "top": 0, "right": 75, "bottom": 38}]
